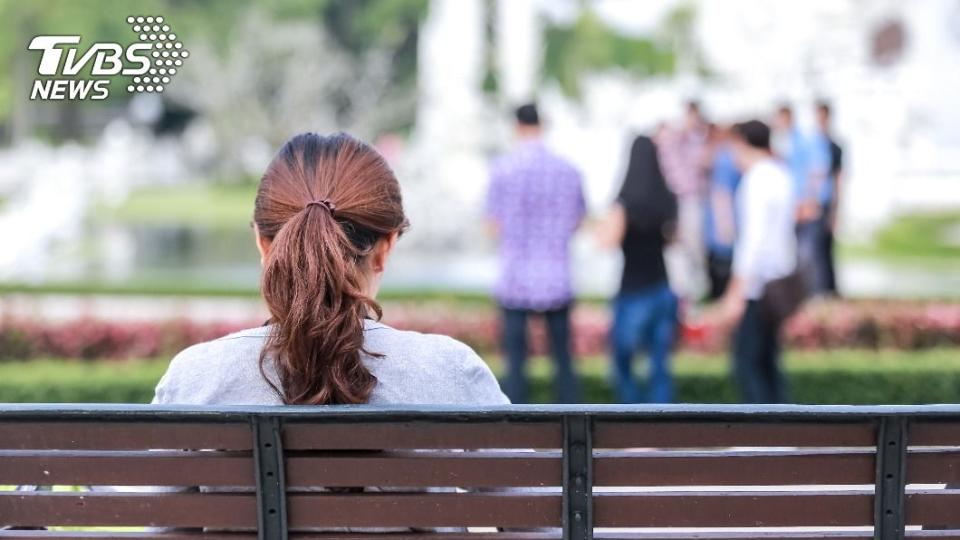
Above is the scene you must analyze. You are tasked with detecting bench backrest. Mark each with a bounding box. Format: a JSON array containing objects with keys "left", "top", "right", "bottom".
[{"left": 1, "top": 404, "right": 959, "bottom": 540}]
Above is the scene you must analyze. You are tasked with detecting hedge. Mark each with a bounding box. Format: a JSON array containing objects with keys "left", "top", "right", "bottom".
[
  {"left": 2, "top": 300, "right": 959, "bottom": 362},
  {"left": 2, "top": 349, "right": 959, "bottom": 404}
]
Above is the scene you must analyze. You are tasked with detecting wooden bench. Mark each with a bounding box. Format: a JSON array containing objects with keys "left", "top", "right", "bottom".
[{"left": 1, "top": 404, "right": 959, "bottom": 539}]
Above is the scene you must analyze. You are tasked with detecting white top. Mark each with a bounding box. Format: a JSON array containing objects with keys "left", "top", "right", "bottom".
[
  {"left": 733, "top": 158, "right": 797, "bottom": 300},
  {"left": 153, "top": 320, "right": 510, "bottom": 406},
  {"left": 149, "top": 320, "right": 509, "bottom": 534}
]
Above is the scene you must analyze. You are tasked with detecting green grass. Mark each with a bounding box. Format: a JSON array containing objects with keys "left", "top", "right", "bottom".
[
  {"left": 0, "top": 359, "right": 169, "bottom": 403},
  {"left": 0, "top": 281, "right": 609, "bottom": 304},
  {"left": 841, "top": 210, "right": 960, "bottom": 264},
  {"left": 3, "top": 349, "right": 959, "bottom": 405},
  {"left": 97, "top": 183, "right": 258, "bottom": 229},
  {"left": 0, "top": 279, "right": 261, "bottom": 298}
]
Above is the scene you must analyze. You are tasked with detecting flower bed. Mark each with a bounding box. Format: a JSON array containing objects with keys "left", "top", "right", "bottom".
[{"left": 1, "top": 300, "right": 958, "bottom": 361}]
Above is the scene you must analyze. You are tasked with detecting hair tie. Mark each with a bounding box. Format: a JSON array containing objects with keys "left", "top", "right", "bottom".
[{"left": 305, "top": 199, "right": 336, "bottom": 214}]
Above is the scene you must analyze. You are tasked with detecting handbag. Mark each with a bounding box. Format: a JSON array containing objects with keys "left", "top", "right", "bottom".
[{"left": 759, "top": 260, "right": 813, "bottom": 325}]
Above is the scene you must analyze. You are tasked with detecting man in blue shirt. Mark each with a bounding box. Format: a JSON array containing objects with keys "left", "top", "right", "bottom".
[
  {"left": 772, "top": 105, "right": 828, "bottom": 292},
  {"left": 703, "top": 125, "right": 742, "bottom": 300},
  {"left": 772, "top": 106, "right": 812, "bottom": 204}
]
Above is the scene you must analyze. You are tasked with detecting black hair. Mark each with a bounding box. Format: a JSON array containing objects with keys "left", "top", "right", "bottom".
[
  {"left": 776, "top": 103, "right": 793, "bottom": 117},
  {"left": 617, "top": 135, "right": 677, "bottom": 233},
  {"left": 686, "top": 100, "right": 701, "bottom": 115},
  {"left": 815, "top": 100, "right": 832, "bottom": 116},
  {"left": 515, "top": 103, "right": 540, "bottom": 126},
  {"left": 732, "top": 120, "right": 772, "bottom": 151}
]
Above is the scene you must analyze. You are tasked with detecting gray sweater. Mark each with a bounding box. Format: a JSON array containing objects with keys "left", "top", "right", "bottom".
[{"left": 153, "top": 320, "right": 509, "bottom": 406}]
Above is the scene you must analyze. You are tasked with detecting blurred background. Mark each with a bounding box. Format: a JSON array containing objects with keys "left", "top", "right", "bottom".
[{"left": 0, "top": 0, "right": 958, "bottom": 404}]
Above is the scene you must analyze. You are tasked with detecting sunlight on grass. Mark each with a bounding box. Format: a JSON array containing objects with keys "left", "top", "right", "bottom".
[
  {"left": 98, "top": 183, "right": 258, "bottom": 229},
  {"left": 841, "top": 210, "right": 960, "bottom": 264}
]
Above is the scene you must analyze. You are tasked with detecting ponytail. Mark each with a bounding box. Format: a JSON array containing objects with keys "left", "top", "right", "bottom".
[{"left": 254, "top": 133, "right": 407, "bottom": 405}]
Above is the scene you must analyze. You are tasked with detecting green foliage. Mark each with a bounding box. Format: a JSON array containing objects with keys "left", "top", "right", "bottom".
[
  {"left": 321, "top": 0, "right": 428, "bottom": 52},
  {"left": 870, "top": 210, "right": 960, "bottom": 261},
  {"left": 840, "top": 210, "right": 960, "bottom": 275},
  {"left": 0, "top": 281, "right": 555, "bottom": 302},
  {"left": 543, "top": 9, "right": 676, "bottom": 97},
  {"left": 97, "top": 183, "right": 258, "bottom": 229},
  {"left": 0, "top": 0, "right": 428, "bottom": 133},
  {"left": 525, "top": 349, "right": 960, "bottom": 404},
  {"left": 0, "top": 280, "right": 261, "bottom": 298},
  {"left": 4, "top": 350, "right": 960, "bottom": 405},
  {"left": 0, "top": 359, "right": 168, "bottom": 403},
  {"left": 0, "top": 0, "right": 159, "bottom": 119},
  {"left": 540, "top": 2, "right": 712, "bottom": 97},
  {"left": 480, "top": 0, "right": 498, "bottom": 95}
]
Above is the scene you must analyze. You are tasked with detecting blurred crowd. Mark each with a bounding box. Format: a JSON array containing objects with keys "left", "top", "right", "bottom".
[
  {"left": 485, "top": 100, "right": 846, "bottom": 405},
  {"left": 654, "top": 101, "right": 843, "bottom": 303}
]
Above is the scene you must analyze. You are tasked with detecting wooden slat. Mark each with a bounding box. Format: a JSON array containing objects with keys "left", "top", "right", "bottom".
[
  {"left": 289, "top": 534, "right": 953, "bottom": 540},
  {"left": 594, "top": 449, "right": 875, "bottom": 486},
  {"left": 593, "top": 490, "right": 874, "bottom": 527},
  {"left": 0, "top": 532, "right": 911, "bottom": 540},
  {"left": 298, "top": 534, "right": 873, "bottom": 540},
  {"left": 590, "top": 534, "right": 876, "bottom": 540},
  {"left": 0, "top": 533, "right": 255, "bottom": 539},
  {"left": 286, "top": 492, "right": 561, "bottom": 528},
  {"left": 906, "top": 489, "right": 960, "bottom": 527},
  {"left": 0, "top": 423, "right": 252, "bottom": 450},
  {"left": 283, "top": 422, "right": 562, "bottom": 450},
  {"left": 907, "top": 449, "right": 960, "bottom": 484},
  {"left": 290, "top": 535, "right": 557, "bottom": 540},
  {"left": 292, "top": 532, "right": 960, "bottom": 540},
  {"left": 6, "top": 531, "right": 954, "bottom": 540},
  {"left": 1, "top": 531, "right": 917, "bottom": 540},
  {"left": 0, "top": 492, "right": 256, "bottom": 528},
  {"left": 286, "top": 451, "right": 560, "bottom": 487},
  {"left": 0, "top": 534, "right": 557, "bottom": 540},
  {"left": 0, "top": 450, "right": 253, "bottom": 486},
  {"left": 0, "top": 450, "right": 256, "bottom": 487},
  {"left": 910, "top": 422, "right": 960, "bottom": 447},
  {"left": 593, "top": 422, "right": 877, "bottom": 448}
]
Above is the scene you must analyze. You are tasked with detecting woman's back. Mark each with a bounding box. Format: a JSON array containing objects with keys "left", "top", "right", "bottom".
[
  {"left": 617, "top": 135, "right": 677, "bottom": 294},
  {"left": 154, "top": 320, "right": 507, "bottom": 406},
  {"left": 155, "top": 132, "right": 508, "bottom": 408}
]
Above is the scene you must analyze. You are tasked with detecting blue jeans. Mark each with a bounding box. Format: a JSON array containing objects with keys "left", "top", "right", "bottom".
[
  {"left": 610, "top": 283, "right": 678, "bottom": 403},
  {"left": 501, "top": 304, "right": 580, "bottom": 404},
  {"left": 799, "top": 216, "right": 837, "bottom": 297}
]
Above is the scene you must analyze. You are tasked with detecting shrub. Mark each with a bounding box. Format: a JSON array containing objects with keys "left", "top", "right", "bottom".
[
  {"left": 1, "top": 299, "right": 958, "bottom": 361},
  {"left": 3, "top": 350, "right": 959, "bottom": 405}
]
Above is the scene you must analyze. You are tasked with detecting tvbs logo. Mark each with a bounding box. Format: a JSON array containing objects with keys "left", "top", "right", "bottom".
[{"left": 29, "top": 16, "right": 189, "bottom": 101}]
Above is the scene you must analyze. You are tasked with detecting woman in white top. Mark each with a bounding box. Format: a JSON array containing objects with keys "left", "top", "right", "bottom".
[{"left": 154, "top": 132, "right": 507, "bottom": 407}]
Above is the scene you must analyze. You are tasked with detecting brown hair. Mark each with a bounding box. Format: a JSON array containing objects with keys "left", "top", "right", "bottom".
[{"left": 253, "top": 132, "right": 408, "bottom": 404}]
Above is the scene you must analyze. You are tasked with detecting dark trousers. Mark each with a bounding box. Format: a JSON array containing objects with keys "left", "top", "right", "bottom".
[
  {"left": 501, "top": 304, "right": 580, "bottom": 404},
  {"left": 707, "top": 251, "right": 733, "bottom": 301},
  {"left": 800, "top": 211, "right": 840, "bottom": 297},
  {"left": 818, "top": 203, "right": 839, "bottom": 296},
  {"left": 733, "top": 301, "right": 787, "bottom": 404},
  {"left": 797, "top": 220, "right": 820, "bottom": 289}
]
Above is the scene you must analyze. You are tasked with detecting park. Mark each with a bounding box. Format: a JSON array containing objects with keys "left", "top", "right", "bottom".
[{"left": 1, "top": 0, "right": 960, "bottom": 537}]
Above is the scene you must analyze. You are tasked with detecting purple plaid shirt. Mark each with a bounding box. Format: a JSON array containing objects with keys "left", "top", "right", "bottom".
[{"left": 486, "top": 140, "right": 586, "bottom": 310}]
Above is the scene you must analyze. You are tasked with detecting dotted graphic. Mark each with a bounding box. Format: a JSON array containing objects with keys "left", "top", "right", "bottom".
[{"left": 125, "top": 16, "right": 188, "bottom": 94}]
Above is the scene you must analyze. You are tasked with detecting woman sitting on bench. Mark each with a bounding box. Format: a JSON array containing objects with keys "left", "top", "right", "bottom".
[{"left": 153, "top": 132, "right": 508, "bottom": 407}]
